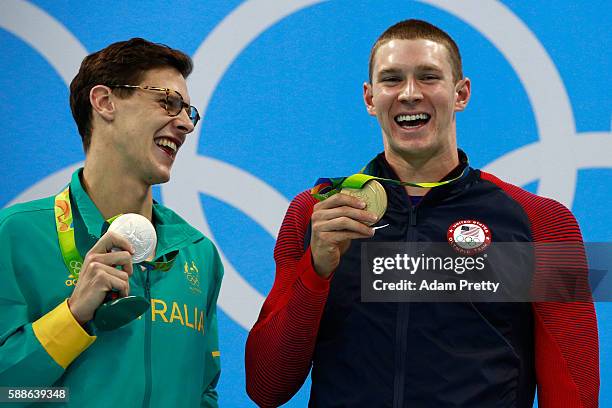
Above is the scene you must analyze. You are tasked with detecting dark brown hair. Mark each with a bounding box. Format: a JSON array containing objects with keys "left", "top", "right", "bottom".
[
  {"left": 69, "top": 38, "right": 193, "bottom": 151},
  {"left": 368, "top": 19, "right": 463, "bottom": 84}
]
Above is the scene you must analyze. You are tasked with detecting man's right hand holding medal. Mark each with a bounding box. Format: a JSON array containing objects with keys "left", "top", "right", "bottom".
[
  {"left": 67, "top": 232, "right": 135, "bottom": 325},
  {"left": 310, "top": 194, "right": 377, "bottom": 279}
]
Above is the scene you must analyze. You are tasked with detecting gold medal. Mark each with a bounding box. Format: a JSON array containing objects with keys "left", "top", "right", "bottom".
[{"left": 340, "top": 180, "right": 387, "bottom": 225}]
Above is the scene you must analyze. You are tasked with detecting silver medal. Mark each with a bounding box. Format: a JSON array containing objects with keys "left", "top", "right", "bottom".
[{"left": 108, "top": 213, "right": 157, "bottom": 263}]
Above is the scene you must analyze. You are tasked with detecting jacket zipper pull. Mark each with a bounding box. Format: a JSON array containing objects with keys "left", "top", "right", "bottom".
[
  {"left": 145, "top": 267, "right": 151, "bottom": 300},
  {"left": 409, "top": 207, "right": 417, "bottom": 226}
]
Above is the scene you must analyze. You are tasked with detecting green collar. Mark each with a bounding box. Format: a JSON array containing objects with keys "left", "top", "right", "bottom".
[
  {"left": 69, "top": 168, "right": 204, "bottom": 259},
  {"left": 70, "top": 169, "right": 106, "bottom": 238}
]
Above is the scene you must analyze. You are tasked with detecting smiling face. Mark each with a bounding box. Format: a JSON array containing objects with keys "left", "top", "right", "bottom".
[
  {"left": 364, "top": 39, "right": 470, "bottom": 166},
  {"left": 106, "top": 67, "right": 195, "bottom": 185}
]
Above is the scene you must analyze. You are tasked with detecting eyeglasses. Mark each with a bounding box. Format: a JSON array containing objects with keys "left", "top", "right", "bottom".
[{"left": 109, "top": 84, "right": 201, "bottom": 127}]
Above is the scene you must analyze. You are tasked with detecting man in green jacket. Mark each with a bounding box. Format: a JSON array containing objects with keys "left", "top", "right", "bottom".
[{"left": 0, "top": 38, "right": 223, "bottom": 407}]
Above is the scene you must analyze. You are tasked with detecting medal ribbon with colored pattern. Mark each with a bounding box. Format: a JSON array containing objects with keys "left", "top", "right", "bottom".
[{"left": 311, "top": 168, "right": 467, "bottom": 201}]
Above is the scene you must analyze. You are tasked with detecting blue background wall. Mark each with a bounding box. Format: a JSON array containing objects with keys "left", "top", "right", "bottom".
[{"left": 1, "top": 1, "right": 610, "bottom": 406}]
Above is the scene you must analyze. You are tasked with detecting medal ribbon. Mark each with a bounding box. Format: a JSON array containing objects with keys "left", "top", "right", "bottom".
[
  {"left": 311, "top": 168, "right": 467, "bottom": 201},
  {"left": 55, "top": 187, "right": 82, "bottom": 279},
  {"left": 54, "top": 187, "right": 177, "bottom": 281}
]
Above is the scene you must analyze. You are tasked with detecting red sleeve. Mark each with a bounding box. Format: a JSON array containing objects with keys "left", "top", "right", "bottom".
[
  {"left": 481, "top": 172, "right": 599, "bottom": 407},
  {"left": 245, "top": 191, "right": 331, "bottom": 408}
]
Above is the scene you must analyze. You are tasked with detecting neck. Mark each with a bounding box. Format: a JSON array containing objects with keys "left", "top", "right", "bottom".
[
  {"left": 384, "top": 148, "right": 460, "bottom": 197},
  {"left": 82, "top": 157, "right": 153, "bottom": 221}
]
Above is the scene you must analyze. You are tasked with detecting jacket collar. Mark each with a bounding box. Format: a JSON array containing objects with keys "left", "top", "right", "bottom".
[
  {"left": 362, "top": 149, "right": 476, "bottom": 203},
  {"left": 69, "top": 168, "right": 203, "bottom": 258},
  {"left": 363, "top": 149, "right": 469, "bottom": 180}
]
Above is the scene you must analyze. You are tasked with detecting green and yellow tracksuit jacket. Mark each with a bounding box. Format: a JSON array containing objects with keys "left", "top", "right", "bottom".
[{"left": 0, "top": 169, "right": 223, "bottom": 407}]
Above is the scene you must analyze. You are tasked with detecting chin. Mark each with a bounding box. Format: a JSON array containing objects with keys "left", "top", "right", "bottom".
[
  {"left": 154, "top": 176, "right": 171, "bottom": 185},
  {"left": 156, "top": 172, "right": 171, "bottom": 184},
  {"left": 147, "top": 169, "right": 171, "bottom": 185},
  {"left": 390, "top": 137, "right": 431, "bottom": 152}
]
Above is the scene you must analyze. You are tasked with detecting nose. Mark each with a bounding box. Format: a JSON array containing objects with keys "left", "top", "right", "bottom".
[
  {"left": 174, "top": 108, "right": 195, "bottom": 134},
  {"left": 398, "top": 77, "right": 423, "bottom": 104}
]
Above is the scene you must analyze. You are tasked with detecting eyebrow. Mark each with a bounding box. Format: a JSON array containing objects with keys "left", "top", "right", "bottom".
[
  {"left": 377, "top": 68, "right": 402, "bottom": 78},
  {"left": 375, "top": 65, "right": 445, "bottom": 82},
  {"left": 417, "top": 64, "right": 443, "bottom": 72}
]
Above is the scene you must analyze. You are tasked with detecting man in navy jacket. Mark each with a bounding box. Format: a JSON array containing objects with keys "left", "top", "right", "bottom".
[{"left": 245, "top": 19, "right": 599, "bottom": 407}]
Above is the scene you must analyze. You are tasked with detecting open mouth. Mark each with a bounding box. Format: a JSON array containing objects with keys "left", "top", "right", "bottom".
[
  {"left": 154, "top": 137, "right": 179, "bottom": 158},
  {"left": 394, "top": 113, "right": 431, "bottom": 129}
]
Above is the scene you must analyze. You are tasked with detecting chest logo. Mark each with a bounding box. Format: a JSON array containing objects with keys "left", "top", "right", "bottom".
[
  {"left": 447, "top": 219, "right": 492, "bottom": 255},
  {"left": 184, "top": 261, "right": 202, "bottom": 294}
]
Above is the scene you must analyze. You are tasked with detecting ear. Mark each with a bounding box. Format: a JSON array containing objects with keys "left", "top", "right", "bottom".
[
  {"left": 363, "top": 82, "right": 376, "bottom": 116},
  {"left": 89, "top": 85, "right": 116, "bottom": 121},
  {"left": 454, "top": 77, "right": 471, "bottom": 112}
]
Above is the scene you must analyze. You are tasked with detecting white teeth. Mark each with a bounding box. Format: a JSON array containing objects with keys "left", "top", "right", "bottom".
[
  {"left": 155, "top": 138, "right": 177, "bottom": 153},
  {"left": 396, "top": 113, "right": 430, "bottom": 122}
]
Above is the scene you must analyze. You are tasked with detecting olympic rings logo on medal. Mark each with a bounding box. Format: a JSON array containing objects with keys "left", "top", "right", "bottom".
[{"left": 447, "top": 220, "right": 492, "bottom": 255}]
